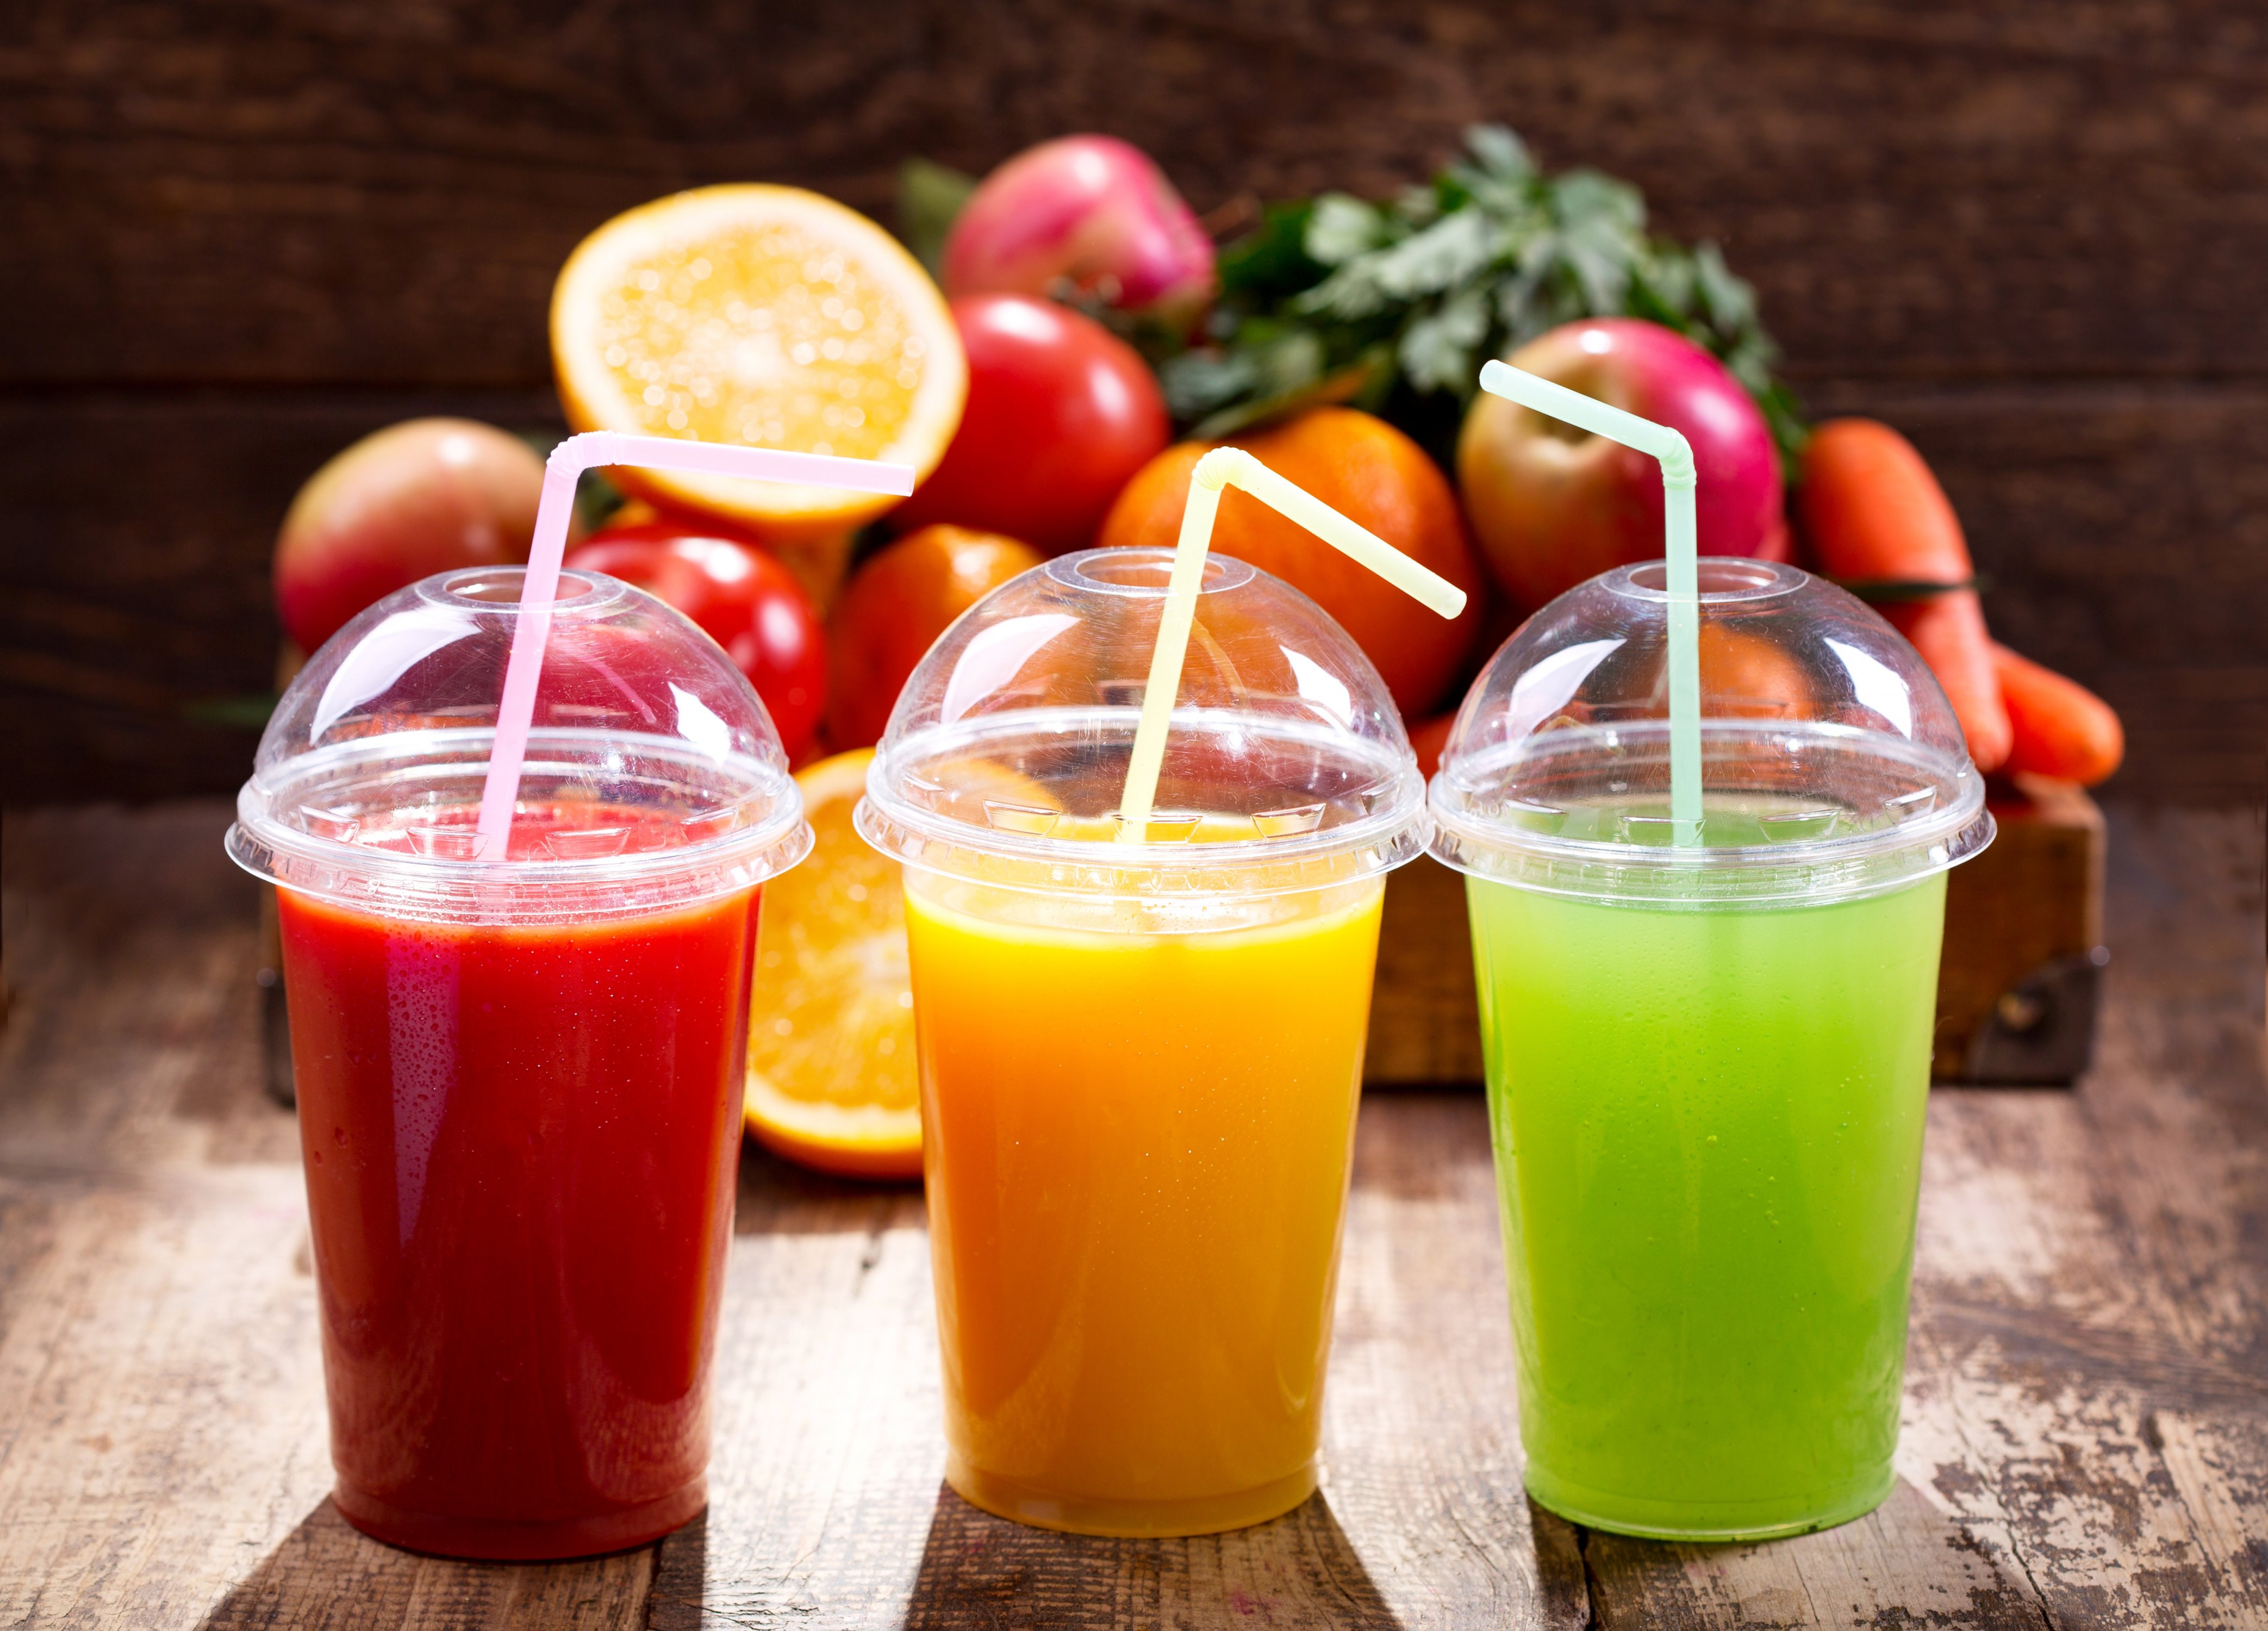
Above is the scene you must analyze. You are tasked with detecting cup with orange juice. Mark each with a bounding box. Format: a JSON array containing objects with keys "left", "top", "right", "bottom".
[{"left": 856, "top": 459, "right": 1463, "bottom": 1537}]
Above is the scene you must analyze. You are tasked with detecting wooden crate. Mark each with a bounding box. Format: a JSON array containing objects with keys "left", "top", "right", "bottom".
[
  {"left": 1363, "top": 775, "right": 2107, "bottom": 1089},
  {"left": 1932, "top": 776, "right": 2107, "bottom": 1084}
]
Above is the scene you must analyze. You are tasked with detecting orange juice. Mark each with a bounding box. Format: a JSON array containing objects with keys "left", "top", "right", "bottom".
[{"left": 904, "top": 871, "right": 1383, "bottom": 1536}]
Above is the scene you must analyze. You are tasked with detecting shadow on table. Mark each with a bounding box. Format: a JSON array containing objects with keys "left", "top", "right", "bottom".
[
  {"left": 899, "top": 1479, "right": 1401, "bottom": 1629},
  {"left": 197, "top": 1497, "right": 662, "bottom": 1626},
  {"left": 645, "top": 1507, "right": 709, "bottom": 1631},
  {"left": 197, "top": 1501, "right": 340, "bottom": 1628},
  {"left": 735, "top": 1134, "right": 925, "bottom": 1237}
]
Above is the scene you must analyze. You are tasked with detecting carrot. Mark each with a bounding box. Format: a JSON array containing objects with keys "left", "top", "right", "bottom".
[
  {"left": 1882, "top": 595, "right": 2010, "bottom": 771},
  {"left": 1797, "top": 419, "right": 2011, "bottom": 771},
  {"left": 1992, "top": 643, "right": 2124, "bottom": 786}
]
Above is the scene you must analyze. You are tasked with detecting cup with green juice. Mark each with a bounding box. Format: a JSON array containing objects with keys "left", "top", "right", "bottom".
[{"left": 1430, "top": 369, "right": 1992, "bottom": 1540}]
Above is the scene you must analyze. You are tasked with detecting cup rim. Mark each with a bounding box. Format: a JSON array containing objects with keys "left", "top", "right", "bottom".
[
  {"left": 228, "top": 726, "right": 811, "bottom": 923},
  {"left": 1043, "top": 547, "right": 1258, "bottom": 600},
  {"left": 859, "top": 707, "right": 1429, "bottom": 900},
  {"left": 1426, "top": 719, "right": 1994, "bottom": 908},
  {"left": 1600, "top": 556, "right": 1809, "bottom": 606}
]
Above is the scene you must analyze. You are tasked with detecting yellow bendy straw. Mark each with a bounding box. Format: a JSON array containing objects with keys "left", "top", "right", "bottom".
[{"left": 1114, "top": 446, "right": 1469, "bottom": 843}]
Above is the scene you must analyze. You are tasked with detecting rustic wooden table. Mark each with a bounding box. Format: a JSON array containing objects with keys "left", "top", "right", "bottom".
[{"left": 2, "top": 801, "right": 2263, "bottom": 1629}]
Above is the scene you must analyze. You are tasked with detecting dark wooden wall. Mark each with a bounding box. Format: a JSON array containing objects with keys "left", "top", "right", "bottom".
[{"left": 8, "top": 1, "right": 2265, "bottom": 803}]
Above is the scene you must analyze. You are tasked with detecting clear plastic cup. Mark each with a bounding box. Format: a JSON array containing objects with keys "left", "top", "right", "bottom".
[
  {"left": 856, "top": 546, "right": 1428, "bottom": 1537},
  {"left": 227, "top": 564, "right": 808, "bottom": 1559},
  {"left": 1428, "top": 556, "right": 1993, "bottom": 1541}
]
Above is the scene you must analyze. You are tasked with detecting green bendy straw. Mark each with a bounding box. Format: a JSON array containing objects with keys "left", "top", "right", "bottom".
[
  {"left": 1476, "top": 360, "right": 1703, "bottom": 847},
  {"left": 1116, "top": 447, "right": 1468, "bottom": 843}
]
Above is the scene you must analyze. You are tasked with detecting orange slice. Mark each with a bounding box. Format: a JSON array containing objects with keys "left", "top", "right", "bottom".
[
  {"left": 745, "top": 749, "right": 922, "bottom": 1179},
  {"left": 552, "top": 185, "right": 967, "bottom": 538}
]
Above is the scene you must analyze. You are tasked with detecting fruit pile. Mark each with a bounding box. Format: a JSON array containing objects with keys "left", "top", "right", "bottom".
[{"left": 270, "top": 126, "right": 2123, "bottom": 1180}]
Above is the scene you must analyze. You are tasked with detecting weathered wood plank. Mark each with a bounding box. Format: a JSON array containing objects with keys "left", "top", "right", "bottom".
[
  {"left": 196, "top": 1503, "right": 652, "bottom": 1631},
  {"left": 1584, "top": 1481, "right": 2048, "bottom": 1629},
  {"left": 3, "top": 800, "right": 2263, "bottom": 1627},
  {"left": 1321, "top": 1094, "right": 1590, "bottom": 1630},
  {"left": 655, "top": 1097, "right": 1585, "bottom": 1629},
  {"left": 1815, "top": 382, "right": 2268, "bottom": 805},
  {"left": 645, "top": 1156, "right": 937, "bottom": 1628},
  {"left": 8, "top": 4, "right": 2268, "bottom": 805},
  {"left": 2152, "top": 1412, "right": 2268, "bottom": 1620},
  {"left": 0, "top": 803, "right": 659, "bottom": 1630},
  {"left": 6, "top": 1, "right": 2265, "bottom": 388},
  {"left": 1892, "top": 807, "right": 2268, "bottom": 1629},
  {"left": 1364, "top": 858, "right": 1482, "bottom": 1087},
  {"left": 0, "top": 393, "right": 558, "bottom": 803}
]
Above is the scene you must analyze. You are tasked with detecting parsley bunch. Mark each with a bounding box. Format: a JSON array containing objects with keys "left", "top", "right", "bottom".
[{"left": 1160, "top": 126, "right": 1804, "bottom": 465}]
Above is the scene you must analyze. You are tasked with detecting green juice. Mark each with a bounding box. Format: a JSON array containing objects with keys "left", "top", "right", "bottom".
[{"left": 1467, "top": 869, "right": 1947, "bottom": 1540}]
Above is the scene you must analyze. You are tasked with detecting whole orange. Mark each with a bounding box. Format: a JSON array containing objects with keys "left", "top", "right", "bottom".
[
  {"left": 827, "top": 524, "right": 1044, "bottom": 749},
  {"left": 1096, "top": 408, "right": 1485, "bottom": 715}
]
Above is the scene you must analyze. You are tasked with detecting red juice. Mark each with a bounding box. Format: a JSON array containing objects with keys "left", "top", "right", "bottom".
[{"left": 276, "top": 843, "right": 759, "bottom": 1559}]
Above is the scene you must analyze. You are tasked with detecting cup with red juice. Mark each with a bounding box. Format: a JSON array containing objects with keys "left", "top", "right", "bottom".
[{"left": 228, "top": 564, "right": 811, "bottom": 1559}]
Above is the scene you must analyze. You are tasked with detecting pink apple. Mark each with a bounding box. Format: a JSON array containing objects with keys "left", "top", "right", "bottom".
[
  {"left": 1457, "top": 318, "right": 1784, "bottom": 612},
  {"left": 942, "top": 135, "right": 1216, "bottom": 333},
  {"left": 274, "top": 419, "right": 558, "bottom": 655}
]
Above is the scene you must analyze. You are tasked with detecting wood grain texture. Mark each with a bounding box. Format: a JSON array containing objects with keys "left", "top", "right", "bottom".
[
  {"left": 1812, "top": 381, "right": 2268, "bottom": 804},
  {"left": 2, "top": 799, "right": 2264, "bottom": 1627},
  {"left": 1584, "top": 1481, "right": 2049, "bottom": 1629},
  {"left": 0, "top": 392, "right": 559, "bottom": 803},
  {"left": 6, "top": 1, "right": 2265, "bottom": 389},
  {"left": 0, "top": 803, "right": 661, "bottom": 1630},
  {"left": 1364, "top": 857, "right": 1482, "bottom": 1087},
  {"left": 1931, "top": 777, "right": 2104, "bottom": 1080},
  {"left": 1899, "top": 806, "right": 2268, "bottom": 1629},
  {"left": 3, "top": 2, "right": 2266, "bottom": 802}
]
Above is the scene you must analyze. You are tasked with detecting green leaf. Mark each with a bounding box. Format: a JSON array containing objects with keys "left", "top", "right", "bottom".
[
  {"left": 1216, "top": 201, "right": 1324, "bottom": 302},
  {"left": 1304, "top": 194, "right": 1388, "bottom": 266},
  {"left": 1367, "top": 208, "right": 1497, "bottom": 301},
  {"left": 1255, "top": 329, "right": 1328, "bottom": 397},
  {"left": 1190, "top": 353, "right": 1385, "bottom": 439},
  {"left": 1692, "top": 242, "right": 1757, "bottom": 332},
  {"left": 1292, "top": 262, "right": 1388, "bottom": 322},
  {"left": 1293, "top": 207, "right": 1495, "bottom": 323},
  {"left": 574, "top": 469, "right": 627, "bottom": 534},
  {"left": 1393, "top": 183, "right": 1443, "bottom": 227},
  {"left": 1559, "top": 232, "right": 1633, "bottom": 312},
  {"left": 1465, "top": 123, "right": 1534, "bottom": 182},
  {"left": 1400, "top": 286, "right": 1492, "bottom": 394},
  {"left": 899, "top": 158, "right": 976, "bottom": 278},
  {"left": 1160, "top": 347, "right": 1260, "bottom": 419},
  {"left": 1631, "top": 247, "right": 1697, "bottom": 323},
  {"left": 1151, "top": 123, "right": 1806, "bottom": 459},
  {"left": 1550, "top": 169, "right": 1645, "bottom": 238}
]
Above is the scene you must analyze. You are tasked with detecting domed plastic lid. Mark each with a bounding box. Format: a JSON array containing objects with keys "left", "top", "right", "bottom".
[
  {"left": 855, "top": 547, "right": 1426, "bottom": 900},
  {"left": 227, "top": 565, "right": 809, "bottom": 924},
  {"left": 1430, "top": 558, "right": 1992, "bottom": 907}
]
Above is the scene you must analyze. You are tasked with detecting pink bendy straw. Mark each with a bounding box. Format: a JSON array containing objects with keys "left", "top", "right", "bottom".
[{"left": 473, "top": 432, "right": 915, "bottom": 860}]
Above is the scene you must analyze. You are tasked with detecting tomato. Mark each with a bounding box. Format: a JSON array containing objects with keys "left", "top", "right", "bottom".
[
  {"left": 890, "top": 294, "right": 1170, "bottom": 554},
  {"left": 564, "top": 521, "right": 827, "bottom": 761}
]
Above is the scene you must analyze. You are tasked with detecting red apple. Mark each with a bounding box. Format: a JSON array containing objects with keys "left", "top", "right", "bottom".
[
  {"left": 1457, "top": 319, "right": 1784, "bottom": 612},
  {"left": 943, "top": 135, "right": 1216, "bottom": 333},
  {"left": 275, "top": 419, "right": 552, "bottom": 655}
]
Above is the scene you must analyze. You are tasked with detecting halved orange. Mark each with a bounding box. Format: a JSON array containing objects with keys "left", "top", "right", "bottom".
[
  {"left": 553, "top": 185, "right": 967, "bottom": 538},
  {"left": 745, "top": 749, "right": 922, "bottom": 1179}
]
